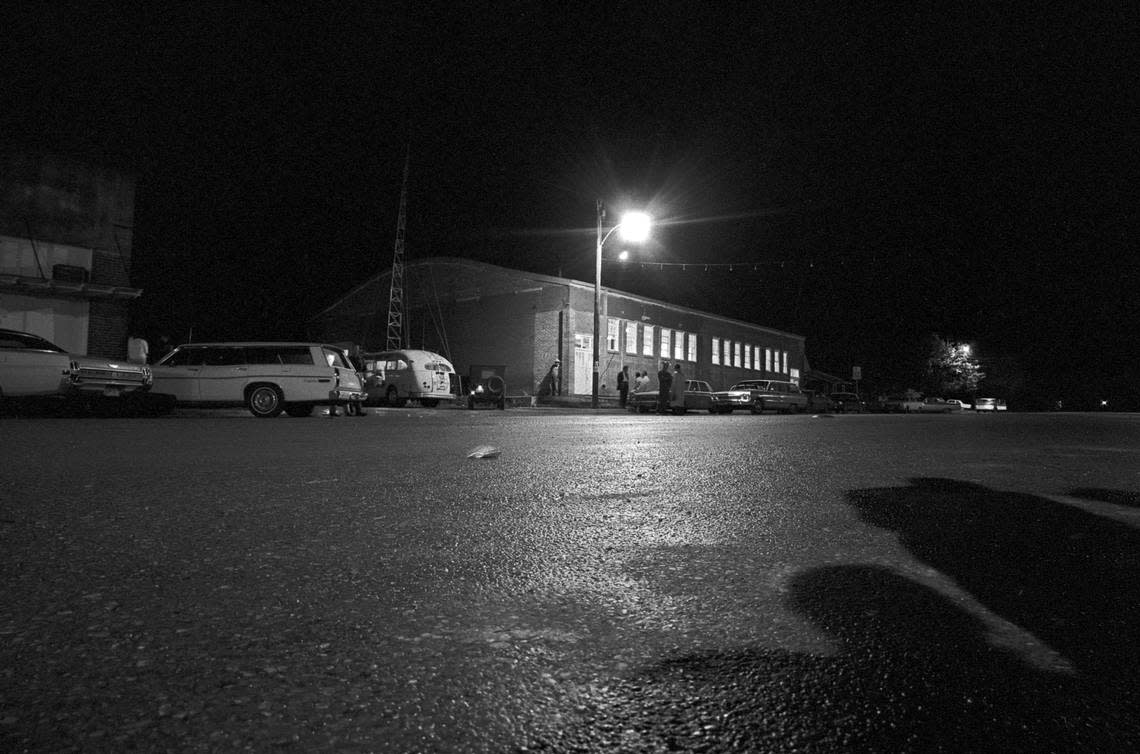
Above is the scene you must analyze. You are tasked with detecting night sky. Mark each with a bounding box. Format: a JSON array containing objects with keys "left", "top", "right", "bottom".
[{"left": 5, "top": 3, "right": 1137, "bottom": 406}]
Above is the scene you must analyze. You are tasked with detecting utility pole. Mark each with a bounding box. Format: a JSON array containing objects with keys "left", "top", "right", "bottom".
[{"left": 385, "top": 150, "right": 409, "bottom": 351}]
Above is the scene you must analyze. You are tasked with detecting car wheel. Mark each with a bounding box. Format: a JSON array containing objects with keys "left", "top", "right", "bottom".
[
  {"left": 247, "top": 385, "right": 284, "bottom": 418},
  {"left": 284, "top": 403, "right": 313, "bottom": 418},
  {"left": 386, "top": 386, "right": 406, "bottom": 408}
]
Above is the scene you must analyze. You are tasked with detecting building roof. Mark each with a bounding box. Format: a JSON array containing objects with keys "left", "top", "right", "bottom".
[{"left": 312, "top": 256, "right": 805, "bottom": 342}]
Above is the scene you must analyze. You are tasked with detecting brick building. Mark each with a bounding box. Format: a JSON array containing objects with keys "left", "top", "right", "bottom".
[
  {"left": 309, "top": 257, "right": 809, "bottom": 399},
  {"left": 0, "top": 153, "right": 141, "bottom": 357}
]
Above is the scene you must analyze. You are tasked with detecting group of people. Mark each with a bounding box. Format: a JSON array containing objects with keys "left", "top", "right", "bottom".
[{"left": 617, "top": 361, "right": 686, "bottom": 414}]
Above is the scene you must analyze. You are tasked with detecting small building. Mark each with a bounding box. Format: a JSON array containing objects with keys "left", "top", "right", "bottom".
[
  {"left": 309, "top": 257, "right": 808, "bottom": 399},
  {"left": 0, "top": 153, "right": 141, "bottom": 357}
]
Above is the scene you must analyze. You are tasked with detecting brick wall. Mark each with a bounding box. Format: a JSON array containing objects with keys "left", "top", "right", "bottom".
[{"left": 88, "top": 299, "right": 129, "bottom": 358}]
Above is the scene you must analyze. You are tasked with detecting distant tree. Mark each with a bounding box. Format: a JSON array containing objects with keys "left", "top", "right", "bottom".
[{"left": 923, "top": 334, "right": 985, "bottom": 395}]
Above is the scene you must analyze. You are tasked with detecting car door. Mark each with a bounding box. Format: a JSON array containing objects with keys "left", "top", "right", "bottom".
[
  {"left": 197, "top": 346, "right": 248, "bottom": 402},
  {"left": 151, "top": 346, "right": 205, "bottom": 401},
  {"left": 0, "top": 331, "right": 71, "bottom": 396}
]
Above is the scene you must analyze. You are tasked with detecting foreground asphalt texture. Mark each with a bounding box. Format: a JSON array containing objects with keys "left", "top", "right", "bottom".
[{"left": 2, "top": 409, "right": 1139, "bottom": 752}]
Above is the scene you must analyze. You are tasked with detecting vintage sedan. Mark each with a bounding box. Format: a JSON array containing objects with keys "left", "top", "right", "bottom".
[
  {"left": 0, "top": 327, "right": 152, "bottom": 410},
  {"left": 628, "top": 379, "right": 716, "bottom": 414},
  {"left": 712, "top": 379, "right": 808, "bottom": 414}
]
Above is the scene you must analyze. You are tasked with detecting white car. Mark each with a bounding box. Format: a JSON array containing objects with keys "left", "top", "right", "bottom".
[
  {"left": 0, "top": 327, "right": 152, "bottom": 409},
  {"left": 151, "top": 342, "right": 365, "bottom": 417}
]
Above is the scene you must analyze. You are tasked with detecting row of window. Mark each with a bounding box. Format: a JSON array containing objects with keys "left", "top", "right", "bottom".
[
  {"left": 605, "top": 319, "right": 791, "bottom": 374},
  {"left": 711, "top": 337, "right": 789, "bottom": 374}
]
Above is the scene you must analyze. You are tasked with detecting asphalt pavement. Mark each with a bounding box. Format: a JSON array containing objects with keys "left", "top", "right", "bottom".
[{"left": 2, "top": 409, "right": 1139, "bottom": 752}]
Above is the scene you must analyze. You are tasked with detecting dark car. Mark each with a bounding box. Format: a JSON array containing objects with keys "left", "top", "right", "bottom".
[
  {"left": 628, "top": 379, "right": 716, "bottom": 414},
  {"left": 828, "top": 392, "right": 866, "bottom": 413},
  {"left": 467, "top": 364, "right": 506, "bottom": 410}
]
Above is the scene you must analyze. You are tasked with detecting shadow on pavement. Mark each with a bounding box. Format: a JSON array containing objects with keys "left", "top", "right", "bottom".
[
  {"left": 1067, "top": 486, "right": 1140, "bottom": 509},
  {"left": 529, "top": 478, "right": 1139, "bottom": 752}
]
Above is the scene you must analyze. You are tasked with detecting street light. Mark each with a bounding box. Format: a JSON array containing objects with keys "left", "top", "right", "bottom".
[{"left": 594, "top": 201, "right": 652, "bottom": 408}]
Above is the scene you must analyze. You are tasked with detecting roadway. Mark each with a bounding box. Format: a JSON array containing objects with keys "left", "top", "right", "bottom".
[{"left": 2, "top": 409, "right": 1138, "bottom": 751}]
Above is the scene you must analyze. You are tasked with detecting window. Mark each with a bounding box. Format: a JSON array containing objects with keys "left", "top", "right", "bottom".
[
  {"left": 733, "top": 341, "right": 741, "bottom": 367},
  {"left": 753, "top": 346, "right": 761, "bottom": 370},
  {"left": 686, "top": 333, "right": 697, "bottom": 362},
  {"left": 781, "top": 350, "right": 788, "bottom": 373},
  {"left": 673, "top": 331, "right": 684, "bottom": 361},
  {"left": 164, "top": 347, "right": 206, "bottom": 366},
  {"left": 280, "top": 346, "right": 316, "bottom": 365},
  {"left": 765, "top": 348, "right": 773, "bottom": 372},
  {"left": 725, "top": 340, "right": 732, "bottom": 366},
  {"left": 607, "top": 319, "right": 620, "bottom": 352},
  {"left": 744, "top": 345, "right": 752, "bottom": 371},
  {"left": 204, "top": 347, "right": 246, "bottom": 366},
  {"left": 642, "top": 325, "right": 655, "bottom": 356},
  {"left": 711, "top": 337, "right": 721, "bottom": 365},
  {"left": 660, "top": 329, "right": 671, "bottom": 359},
  {"left": 625, "top": 321, "right": 638, "bottom": 355}
]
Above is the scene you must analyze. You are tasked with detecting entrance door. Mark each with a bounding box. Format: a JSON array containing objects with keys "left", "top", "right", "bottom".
[{"left": 573, "top": 333, "right": 592, "bottom": 395}]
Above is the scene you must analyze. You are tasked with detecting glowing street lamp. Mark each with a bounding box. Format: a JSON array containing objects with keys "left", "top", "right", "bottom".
[{"left": 593, "top": 202, "right": 652, "bottom": 408}]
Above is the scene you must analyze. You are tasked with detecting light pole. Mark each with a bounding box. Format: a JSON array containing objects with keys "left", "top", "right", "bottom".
[{"left": 593, "top": 201, "right": 651, "bottom": 408}]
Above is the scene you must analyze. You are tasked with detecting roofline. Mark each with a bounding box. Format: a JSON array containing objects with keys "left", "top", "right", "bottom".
[{"left": 310, "top": 256, "right": 804, "bottom": 342}]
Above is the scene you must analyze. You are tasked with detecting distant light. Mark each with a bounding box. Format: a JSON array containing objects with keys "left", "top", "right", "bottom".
[
  {"left": 1101, "top": 399, "right": 1108, "bottom": 407},
  {"left": 958, "top": 344, "right": 971, "bottom": 356},
  {"left": 618, "top": 211, "right": 652, "bottom": 242},
  {"left": 617, "top": 249, "right": 630, "bottom": 262}
]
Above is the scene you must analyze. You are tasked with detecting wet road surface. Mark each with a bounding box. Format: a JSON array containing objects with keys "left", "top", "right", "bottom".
[{"left": 2, "top": 409, "right": 1139, "bottom": 751}]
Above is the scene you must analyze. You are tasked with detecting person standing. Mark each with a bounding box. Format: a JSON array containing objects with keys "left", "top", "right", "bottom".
[
  {"left": 656, "top": 361, "right": 673, "bottom": 414},
  {"left": 669, "top": 362, "right": 686, "bottom": 414},
  {"left": 345, "top": 348, "right": 368, "bottom": 416},
  {"left": 127, "top": 333, "right": 149, "bottom": 364},
  {"left": 548, "top": 360, "right": 561, "bottom": 396},
  {"left": 636, "top": 370, "right": 650, "bottom": 392},
  {"left": 617, "top": 365, "right": 630, "bottom": 408}
]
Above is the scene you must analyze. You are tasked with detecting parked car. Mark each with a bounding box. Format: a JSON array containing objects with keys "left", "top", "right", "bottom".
[
  {"left": 828, "top": 392, "right": 867, "bottom": 413},
  {"left": 150, "top": 342, "right": 365, "bottom": 417},
  {"left": 628, "top": 379, "right": 715, "bottom": 414},
  {"left": 918, "top": 397, "right": 963, "bottom": 413},
  {"left": 467, "top": 364, "right": 507, "bottom": 409},
  {"left": 0, "top": 327, "right": 152, "bottom": 410},
  {"left": 712, "top": 379, "right": 808, "bottom": 414},
  {"left": 804, "top": 389, "right": 835, "bottom": 413},
  {"left": 973, "top": 397, "right": 1007, "bottom": 412},
  {"left": 361, "top": 349, "right": 456, "bottom": 407},
  {"left": 879, "top": 394, "right": 925, "bottom": 413}
]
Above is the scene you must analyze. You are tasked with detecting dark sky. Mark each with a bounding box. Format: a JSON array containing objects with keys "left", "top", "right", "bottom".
[{"left": 5, "top": 3, "right": 1138, "bottom": 402}]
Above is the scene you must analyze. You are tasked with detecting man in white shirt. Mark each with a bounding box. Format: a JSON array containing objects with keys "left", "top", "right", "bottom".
[{"left": 127, "top": 334, "right": 149, "bottom": 364}]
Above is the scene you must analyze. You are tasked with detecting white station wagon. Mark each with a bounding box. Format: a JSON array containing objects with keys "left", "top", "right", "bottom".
[{"left": 150, "top": 342, "right": 365, "bottom": 417}]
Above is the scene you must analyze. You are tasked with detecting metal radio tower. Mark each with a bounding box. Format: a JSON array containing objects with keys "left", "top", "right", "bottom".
[{"left": 385, "top": 151, "right": 409, "bottom": 351}]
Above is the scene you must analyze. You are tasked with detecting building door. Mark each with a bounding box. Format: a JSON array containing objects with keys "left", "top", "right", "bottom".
[{"left": 573, "top": 333, "right": 592, "bottom": 395}]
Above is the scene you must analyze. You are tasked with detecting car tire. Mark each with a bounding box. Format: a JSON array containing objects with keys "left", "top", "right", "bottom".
[
  {"left": 247, "top": 385, "right": 284, "bottom": 418},
  {"left": 386, "top": 386, "right": 406, "bottom": 408}
]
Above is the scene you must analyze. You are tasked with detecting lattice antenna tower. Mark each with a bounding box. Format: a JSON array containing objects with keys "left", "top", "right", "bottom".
[{"left": 385, "top": 151, "right": 409, "bottom": 351}]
